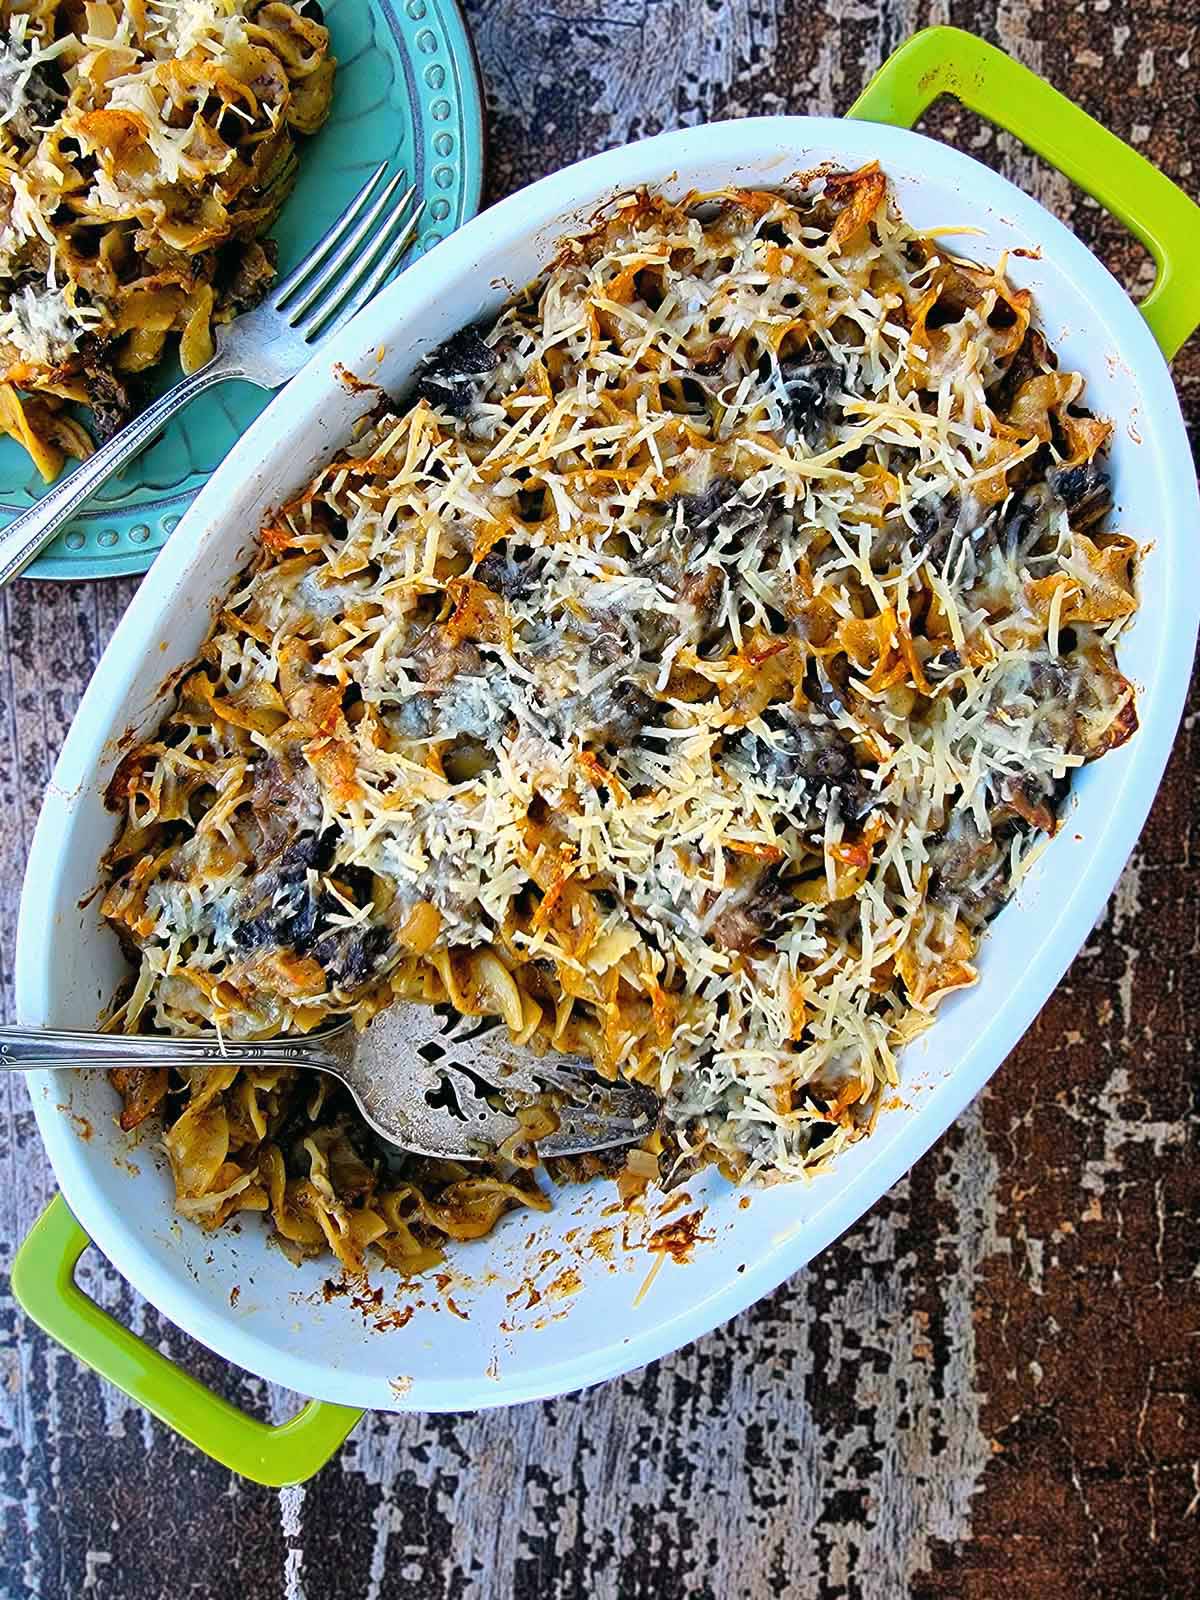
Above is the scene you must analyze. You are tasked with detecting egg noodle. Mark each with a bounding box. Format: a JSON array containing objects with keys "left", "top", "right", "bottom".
[
  {"left": 1, "top": 0, "right": 334, "bottom": 480},
  {"left": 101, "top": 167, "right": 1139, "bottom": 1275}
]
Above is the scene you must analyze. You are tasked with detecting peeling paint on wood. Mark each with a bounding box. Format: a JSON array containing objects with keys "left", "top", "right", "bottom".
[{"left": 1, "top": 2, "right": 1197, "bottom": 1596}]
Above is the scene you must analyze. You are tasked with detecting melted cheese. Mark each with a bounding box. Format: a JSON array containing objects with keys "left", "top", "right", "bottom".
[
  {"left": 101, "top": 174, "right": 1139, "bottom": 1185},
  {"left": 0, "top": 281, "right": 100, "bottom": 366}
]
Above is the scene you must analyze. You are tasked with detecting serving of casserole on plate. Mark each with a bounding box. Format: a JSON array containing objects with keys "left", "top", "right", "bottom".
[
  {"left": 0, "top": 0, "right": 336, "bottom": 481},
  {"left": 0, "top": 0, "right": 484, "bottom": 576}
]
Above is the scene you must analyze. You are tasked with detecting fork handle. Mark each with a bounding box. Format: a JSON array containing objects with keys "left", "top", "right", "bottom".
[
  {"left": 0, "top": 357, "right": 243, "bottom": 587},
  {"left": 0, "top": 1025, "right": 320, "bottom": 1069}
]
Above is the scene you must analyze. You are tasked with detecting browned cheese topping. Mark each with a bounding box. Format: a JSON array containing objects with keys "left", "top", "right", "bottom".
[{"left": 101, "top": 168, "right": 1139, "bottom": 1268}]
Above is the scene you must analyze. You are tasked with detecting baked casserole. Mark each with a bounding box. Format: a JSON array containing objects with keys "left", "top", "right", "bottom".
[{"left": 100, "top": 167, "right": 1139, "bottom": 1273}]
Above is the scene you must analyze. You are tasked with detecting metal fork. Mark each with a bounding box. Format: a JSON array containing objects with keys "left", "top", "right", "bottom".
[
  {"left": 0, "top": 164, "right": 424, "bottom": 587},
  {"left": 0, "top": 1003, "right": 657, "bottom": 1161}
]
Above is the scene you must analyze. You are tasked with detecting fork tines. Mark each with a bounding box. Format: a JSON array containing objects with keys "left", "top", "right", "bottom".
[{"left": 272, "top": 163, "right": 426, "bottom": 343}]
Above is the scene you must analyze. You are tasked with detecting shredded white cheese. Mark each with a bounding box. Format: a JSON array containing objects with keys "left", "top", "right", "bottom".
[{"left": 100, "top": 173, "right": 1139, "bottom": 1186}]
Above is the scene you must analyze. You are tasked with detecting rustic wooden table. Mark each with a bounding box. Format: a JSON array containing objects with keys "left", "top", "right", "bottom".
[{"left": 2, "top": 3, "right": 1197, "bottom": 1596}]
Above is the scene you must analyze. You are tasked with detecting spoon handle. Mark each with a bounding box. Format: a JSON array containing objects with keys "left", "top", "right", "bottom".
[{"left": 0, "top": 1026, "right": 331, "bottom": 1070}]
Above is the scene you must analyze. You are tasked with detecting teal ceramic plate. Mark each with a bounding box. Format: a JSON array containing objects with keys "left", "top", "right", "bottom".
[{"left": 1, "top": 0, "right": 484, "bottom": 581}]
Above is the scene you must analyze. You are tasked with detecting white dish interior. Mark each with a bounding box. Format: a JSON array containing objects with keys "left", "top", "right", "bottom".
[{"left": 17, "top": 118, "right": 1199, "bottom": 1412}]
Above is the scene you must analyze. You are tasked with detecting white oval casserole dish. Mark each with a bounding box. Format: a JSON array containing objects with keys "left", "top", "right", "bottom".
[{"left": 17, "top": 113, "right": 1200, "bottom": 1414}]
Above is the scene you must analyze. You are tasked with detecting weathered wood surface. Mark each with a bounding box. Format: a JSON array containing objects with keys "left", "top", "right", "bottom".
[{"left": 2, "top": 2, "right": 1198, "bottom": 1596}]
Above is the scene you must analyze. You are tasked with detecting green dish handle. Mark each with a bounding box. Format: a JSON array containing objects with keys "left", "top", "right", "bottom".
[
  {"left": 11, "top": 1194, "right": 363, "bottom": 1486},
  {"left": 846, "top": 26, "right": 1200, "bottom": 360}
]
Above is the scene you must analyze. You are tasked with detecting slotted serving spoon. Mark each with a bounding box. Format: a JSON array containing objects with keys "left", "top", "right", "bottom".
[{"left": 0, "top": 1004, "right": 656, "bottom": 1160}]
